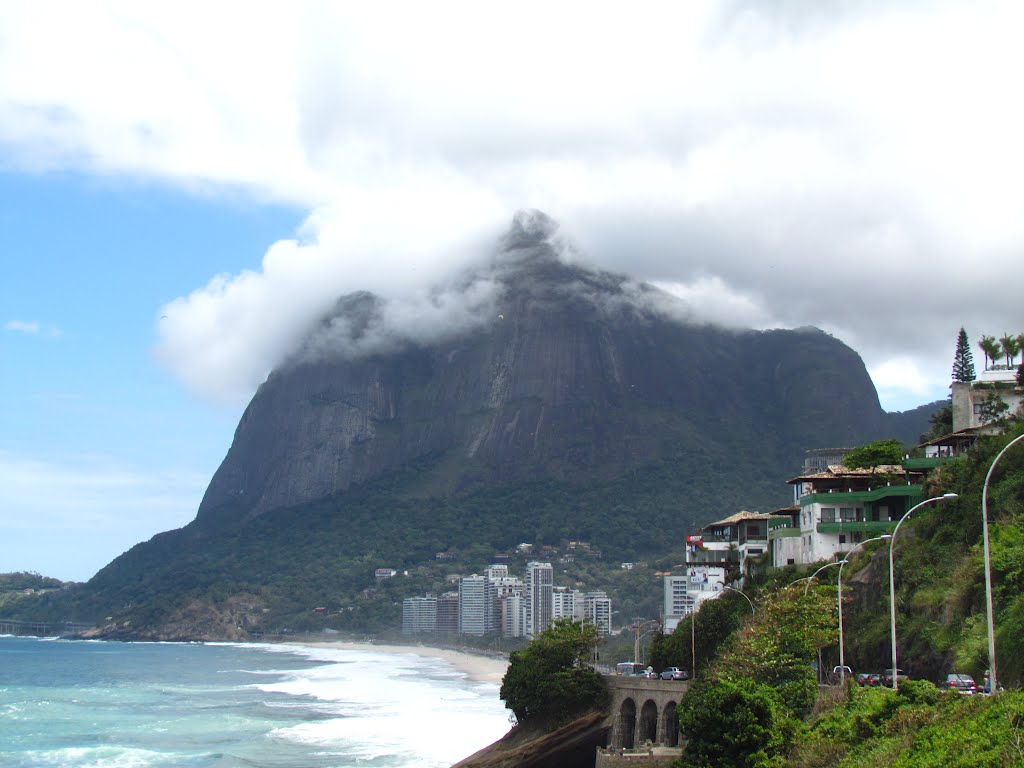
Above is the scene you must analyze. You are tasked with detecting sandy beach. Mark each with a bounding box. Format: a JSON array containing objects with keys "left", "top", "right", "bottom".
[{"left": 295, "top": 640, "right": 511, "bottom": 684}]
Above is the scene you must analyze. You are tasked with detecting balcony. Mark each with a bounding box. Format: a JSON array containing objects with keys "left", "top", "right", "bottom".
[
  {"left": 816, "top": 520, "right": 897, "bottom": 535},
  {"left": 801, "top": 484, "right": 922, "bottom": 506}
]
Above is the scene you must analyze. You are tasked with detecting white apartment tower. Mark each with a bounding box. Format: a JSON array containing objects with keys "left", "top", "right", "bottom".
[
  {"left": 552, "top": 586, "right": 576, "bottom": 621},
  {"left": 401, "top": 595, "right": 437, "bottom": 635},
  {"left": 500, "top": 590, "right": 527, "bottom": 638},
  {"left": 526, "top": 561, "right": 553, "bottom": 637},
  {"left": 582, "top": 591, "right": 612, "bottom": 635},
  {"left": 458, "top": 575, "right": 490, "bottom": 636}
]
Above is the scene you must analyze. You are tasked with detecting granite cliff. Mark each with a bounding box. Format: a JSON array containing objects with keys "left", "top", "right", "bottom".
[
  {"left": 56, "top": 211, "right": 939, "bottom": 637},
  {"left": 198, "top": 211, "right": 905, "bottom": 524}
]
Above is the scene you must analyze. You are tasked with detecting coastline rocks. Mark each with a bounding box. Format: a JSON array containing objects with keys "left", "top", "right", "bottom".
[{"left": 452, "top": 711, "right": 610, "bottom": 768}]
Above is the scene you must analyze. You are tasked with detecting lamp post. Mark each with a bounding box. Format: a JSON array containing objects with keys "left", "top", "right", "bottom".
[
  {"left": 837, "top": 535, "right": 891, "bottom": 684},
  {"left": 723, "top": 584, "right": 755, "bottom": 614},
  {"left": 888, "top": 493, "right": 958, "bottom": 691},
  {"left": 633, "top": 619, "right": 660, "bottom": 667},
  {"left": 802, "top": 560, "right": 846, "bottom": 682},
  {"left": 982, "top": 433, "right": 1024, "bottom": 695},
  {"left": 804, "top": 560, "right": 847, "bottom": 596},
  {"left": 690, "top": 598, "right": 696, "bottom": 678}
]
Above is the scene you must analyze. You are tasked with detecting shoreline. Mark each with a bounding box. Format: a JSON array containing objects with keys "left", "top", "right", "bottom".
[{"left": 291, "top": 639, "right": 511, "bottom": 684}]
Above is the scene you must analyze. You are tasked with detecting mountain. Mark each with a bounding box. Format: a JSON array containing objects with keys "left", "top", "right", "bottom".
[
  {"left": 198, "top": 210, "right": 907, "bottom": 522},
  {"left": 47, "top": 211, "right": 940, "bottom": 638}
]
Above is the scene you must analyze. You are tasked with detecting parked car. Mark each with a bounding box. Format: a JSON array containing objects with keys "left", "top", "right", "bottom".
[
  {"left": 831, "top": 665, "right": 853, "bottom": 682},
  {"left": 855, "top": 672, "right": 874, "bottom": 686},
  {"left": 864, "top": 673, "right": 883, "bottom": 687},
  {"left": 881, "top": 668, "right": 908, "bottom": 687},
  {"left": 660, "top": 667, "right": 689, "bottom": 680},
  {"left": 945, "top": 673, "right": 978, "bottom": 694}
]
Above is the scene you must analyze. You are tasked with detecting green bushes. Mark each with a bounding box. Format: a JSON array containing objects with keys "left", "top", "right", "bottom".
[
  {"left": 678, "top": 678, "right": 795, "bottom": 768},
  {"left": 499, "top": 618, "right": 608, "bottom": 728},
  {"left": 787, "top": 685, "right": 1024, "bottom": 768}
]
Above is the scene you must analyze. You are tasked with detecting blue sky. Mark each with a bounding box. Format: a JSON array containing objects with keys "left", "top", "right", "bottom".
[
  {"left": 2, "top": 173, "right": 303, "bottom": 580},
  {"left": 2, "top": 2, "right": 1022, "bottom": 581}
]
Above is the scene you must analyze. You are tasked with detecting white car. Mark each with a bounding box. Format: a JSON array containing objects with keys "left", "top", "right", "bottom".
[{"left": 660, "top": 667, "right": 689, "bottom": 680}]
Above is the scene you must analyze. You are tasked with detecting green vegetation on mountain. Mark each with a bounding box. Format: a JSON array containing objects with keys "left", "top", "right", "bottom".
[{"left": 0, "top": 572, "right": 70, "bottom": 614}]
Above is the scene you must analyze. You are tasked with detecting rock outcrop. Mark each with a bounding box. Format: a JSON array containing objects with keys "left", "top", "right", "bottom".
[{"left": 452, "top": 712, "right": 611, "bottom": 768}]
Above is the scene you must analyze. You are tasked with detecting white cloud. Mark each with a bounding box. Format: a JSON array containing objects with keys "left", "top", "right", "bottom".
[
  {"left": 868, "top": 357, "right": 949, "bottom": 414},
  {"left": 5, "top": 320, "right": 40, "bottom": 333},
  {"left": 2, "top": 2, "right": 1023, "bottom": 410},
  {"left": 4, "top": 320, "right": 60, "bottom": 336}
]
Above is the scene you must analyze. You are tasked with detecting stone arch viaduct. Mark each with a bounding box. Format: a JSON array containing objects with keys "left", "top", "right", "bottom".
[{"left": 604, "top": 676, "right": 690, "bottom": 749}]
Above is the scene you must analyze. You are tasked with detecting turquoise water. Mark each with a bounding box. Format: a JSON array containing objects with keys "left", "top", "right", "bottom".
[{"left": 0, "top": 636, "right": 510, "bottom": 768}]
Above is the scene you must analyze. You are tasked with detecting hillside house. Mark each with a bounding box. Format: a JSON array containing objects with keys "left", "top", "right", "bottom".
[
  {"left": 952, "top": 367, "right": 1023, "bottom": 432},
  {"left": 778, "top": 463, "right": 929, "bottom": 564}
]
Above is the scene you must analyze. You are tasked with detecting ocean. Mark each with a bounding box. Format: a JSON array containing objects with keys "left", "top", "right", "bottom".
[{"left": 0, "top": 635, "right": 511, "bottom": 768}]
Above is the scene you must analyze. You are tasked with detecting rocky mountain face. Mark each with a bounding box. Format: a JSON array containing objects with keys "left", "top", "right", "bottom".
[
  {"left": 67, "top": 211, "right": 939, "bottom": 638},
  {"left": 197, "top": 211, "right": 908, "bottom": 528}
]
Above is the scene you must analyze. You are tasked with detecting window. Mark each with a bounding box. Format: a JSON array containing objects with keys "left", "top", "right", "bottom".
[
  {"left": 821, "top": 507, "right": 836, "bottom": 523},
  {"left": 787, "top": 558, "right": 795, "bottom": 565},
  {"left": 839, "top": 535, "right": 847, "bottom": 544}
]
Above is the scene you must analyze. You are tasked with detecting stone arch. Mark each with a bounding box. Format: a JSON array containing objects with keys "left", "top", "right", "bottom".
[
  {"left": 638, "top": 699, "right": 658, "bottom": 745},
  {"left": 661, "top": 701, "right": 679, "bottom": 746},
  {"left": 618, "top": 698, "right": 637, "bottom": 749}
]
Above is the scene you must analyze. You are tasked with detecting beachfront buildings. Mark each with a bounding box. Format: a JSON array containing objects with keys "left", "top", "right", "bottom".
[
  {"left": 458, "top": 575, "right": 492, "bottom": 636},
  {"left": 401, "top": 560, "right": 611, "bottom": 639},
  {"left": 582, "top": 591, "right": 612, "bottom": 635},
  {"left": 525, "top": 561, "right": 553, "bottom": 637},
  {"left": 662, "top": 565, "right": 729, "bottom": 632},
  {"left": 401, "top": 595, "right": 437, "bottom": 635}
]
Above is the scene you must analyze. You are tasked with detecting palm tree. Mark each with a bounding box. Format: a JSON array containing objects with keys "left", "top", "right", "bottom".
[
  {"left": 978, "top": 335, "right": 1001, "bottom": 370},
  {"left": 1000, "top": 334, "right": 1021, "bottom": 367}
]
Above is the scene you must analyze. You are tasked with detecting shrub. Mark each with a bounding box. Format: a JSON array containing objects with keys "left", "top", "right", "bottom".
[{"left": 678, "top": 678, "right": 790, "bottom": 767}]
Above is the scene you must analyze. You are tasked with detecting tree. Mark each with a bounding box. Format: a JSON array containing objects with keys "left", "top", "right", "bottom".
[
  {"left": 952, "top": 327, "right": 976, "bottom": 383},
  {"left": 677, "top": 678, "right": 788, "bottom": 768},
  {"left": 1000, "top": 333, "right": 1022, "bottom": 367},
  {"left": 979, "top": 335, "right": 1001, "bottom": 370},
  {"left": 919, "top": 404, "right": 953, "bottom": 443},
  {"left": 843, "top": 438, "right": 904, "bottom": 471},
  {"left": 977, "top": 394, "right": 1010, "bottom": 425},
  {"left": 712, "top": 586, "right": 835, "bottom": 716},
  {"left": 499, "top": 618, "right": 608, "bottom": 728}
]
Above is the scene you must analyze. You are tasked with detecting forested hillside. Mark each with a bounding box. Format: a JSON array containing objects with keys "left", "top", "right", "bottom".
[{"left": 650, "top": 420, "right": 1024, "bottom": 766}]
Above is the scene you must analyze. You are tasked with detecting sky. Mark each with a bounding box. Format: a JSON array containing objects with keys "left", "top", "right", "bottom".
[{"left": 2, "top": 1, "right": 1022, "bottom": 582}]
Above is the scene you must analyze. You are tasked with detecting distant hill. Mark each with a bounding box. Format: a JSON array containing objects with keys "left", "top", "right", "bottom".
[{"left": 29, "top": 212, "right": 941, "bottom": 638}]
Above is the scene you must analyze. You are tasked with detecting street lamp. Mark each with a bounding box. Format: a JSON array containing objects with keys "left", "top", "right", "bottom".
[
  {"left": 837, "top": 535, "right": 891, "bottom": 684},
  {"left": 633, "top": 619, "right": 660, "bottom": 666},
  {"left": 804, "top": 560, "right": 847, "bottom": 596},
  {"left": 982, "top": 433, "right": 1024, "bottom": 695},
  {"left": 723, "top": 585, "right": 755, "bottom": 614},
  {"left": 801, "top": 560, "right": 846, "bottom": 683},
  {"left": 888, "top": 493, "right": 958, "bottom": 691}
]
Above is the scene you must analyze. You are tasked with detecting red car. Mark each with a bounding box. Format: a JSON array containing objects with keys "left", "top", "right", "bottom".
[{"left": 881, "top": 669, "right": 908, "bottom": 687}]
